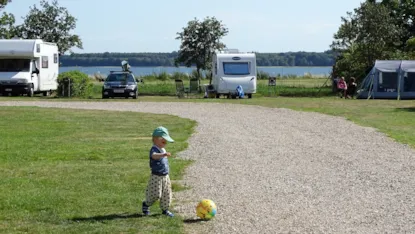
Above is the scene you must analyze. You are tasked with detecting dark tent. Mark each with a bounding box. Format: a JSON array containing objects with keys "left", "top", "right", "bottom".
[{"left": 357, "top": 60, "right": 415, "bottom": 99}]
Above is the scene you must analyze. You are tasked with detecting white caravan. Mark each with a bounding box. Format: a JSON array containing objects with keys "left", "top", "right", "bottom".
[
  {"left": 0, "top": 39, "right": 59, "bottom": 97},
  {"left": 211, "top": 49, "right": 257, "bottom": 98}
]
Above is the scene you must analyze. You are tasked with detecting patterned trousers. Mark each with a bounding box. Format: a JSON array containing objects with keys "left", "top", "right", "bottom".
[{"left": 145, "top": 174, "right": 172, "bottom": 211}]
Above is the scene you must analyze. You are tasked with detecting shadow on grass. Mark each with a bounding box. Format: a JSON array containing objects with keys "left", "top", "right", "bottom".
[
  {"left": 183, "top": 218, "right": 209, "bottom": 223},
  {"left": 395, "top": 107, "right": 415, "bottom": 112},
  {"left": 71, "top": 213, "right": 161, "bottom": 222}
]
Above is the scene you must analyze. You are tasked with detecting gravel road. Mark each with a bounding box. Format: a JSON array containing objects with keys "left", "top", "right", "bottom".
[{"left": 1, "top": 101, "right": 414, "bottom": 233}]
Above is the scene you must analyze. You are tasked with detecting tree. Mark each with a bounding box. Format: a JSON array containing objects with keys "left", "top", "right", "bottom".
[
  {"left": 368, "top": 0, "right": 415, "bottom": 50},
  {"left": 0, "top": 0, "right": 10, "bottom": 9},
  {"left": 0, "top": 0, "right": 16, "bottom": 39},
  {"left": 14, "top": 0, "right": 82, "bottom": 55},
  {"left": 175, "top": 16, "right": 228, "bottom": 83},
  {"left": 331, "top": 1, "right": 404, "bottom": 82},
  {"left": 0, "top": 12, "right": 15, "bottom": 39}
]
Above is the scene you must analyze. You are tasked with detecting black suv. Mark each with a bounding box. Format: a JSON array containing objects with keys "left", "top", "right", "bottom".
[{"left": 102, "top": 71, "right": 138, "bottom": 99}]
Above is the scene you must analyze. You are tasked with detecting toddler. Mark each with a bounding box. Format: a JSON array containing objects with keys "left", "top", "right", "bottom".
[{"left": 142, "top": 126, "right": 175, "bottom": 217}]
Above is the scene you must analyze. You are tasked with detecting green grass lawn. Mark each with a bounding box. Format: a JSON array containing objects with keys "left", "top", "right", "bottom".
[
  {"left": 0, "top": 107, "right": 196, "bottom": 233},
  {"left": 88, "top": 78, "right": 332, "bottom": 97},
  {"left": 142, "top": 78, "right": 328, "bottom": 87}
]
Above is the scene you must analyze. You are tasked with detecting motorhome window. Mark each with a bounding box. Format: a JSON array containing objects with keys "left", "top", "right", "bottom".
[
  {"left": 0, "top": 59, "right": 30, "bottom": 72},
  {"left": 54, "top": 53, "right": 58, "bottom": 64},
  {"left": 106, "top": 73, "right": 135, "bottom": 82},
  {"left": 42, "top": 56, "right": 48, "bottom": 68},
  {"left": 223, "top": 62, "right": 250, "bottom": 75}
]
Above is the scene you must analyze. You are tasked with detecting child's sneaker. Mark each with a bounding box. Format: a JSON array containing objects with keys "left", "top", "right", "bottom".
[
  {"left": 142, "top": 201, "right": 150, "bottom": 216},
  {"left": 162, "top": 210, "right": 174, "bottom": 217}
]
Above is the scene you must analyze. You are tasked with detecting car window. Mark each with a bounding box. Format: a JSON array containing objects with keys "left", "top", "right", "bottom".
[{"left": 106, "top": 73, "right": 135, "bottom": 82}]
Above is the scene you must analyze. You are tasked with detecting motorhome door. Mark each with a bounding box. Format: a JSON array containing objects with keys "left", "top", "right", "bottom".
[{"left": 31, "top": 60, "right": 39, "bottom": 91}]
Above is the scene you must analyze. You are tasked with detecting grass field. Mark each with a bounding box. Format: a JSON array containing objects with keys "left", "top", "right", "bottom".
[
  {"left": 88, "top": 78, "right": 332, "bottom": 98},
  {"left": 135, "top": 77, "right": 329, "bottom": 88},
  {"left": 0, "top": 107, "right": 196, "bottom": 233}
]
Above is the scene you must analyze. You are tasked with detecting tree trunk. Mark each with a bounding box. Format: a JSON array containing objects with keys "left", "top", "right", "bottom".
[
  {"left": 331, "top": 64, "right": 338, "bottom": 93},
  {"left": 196, "top": 68, "right": 201, "bottom": 79}
]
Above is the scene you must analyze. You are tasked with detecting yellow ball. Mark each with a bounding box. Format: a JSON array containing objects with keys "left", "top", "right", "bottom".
[{"left": 196, "top": 199, "right": 217, "bottom": 220}]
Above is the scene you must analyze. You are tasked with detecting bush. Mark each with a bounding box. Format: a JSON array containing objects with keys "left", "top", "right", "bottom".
[
  {"left": 257, "top": 83, "right": 333, "bottom": 97},
  {"left": 138, "top": 82, "right": 176, "bottom": 96},
  {"left": 57, "top": 70, "right": 94, "bottom": 98},
  {"left": 257, "top": 70, "right": 270, "bottom": 80},
  {"left": 171, "top": 71, "right": 189, "bottom": 81},
  {"left": 157, "top": 71, "right": 170, "bottom": 81}
]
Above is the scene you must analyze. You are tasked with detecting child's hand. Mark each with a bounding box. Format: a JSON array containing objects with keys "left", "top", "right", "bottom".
[{"left": 165, "top": 152, "right": 171, "bottom": 157}]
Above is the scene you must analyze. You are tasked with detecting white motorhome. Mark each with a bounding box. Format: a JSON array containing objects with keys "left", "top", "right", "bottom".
[
  {"left": 211, "top": 49, "right": 257, "bottom": 98},
  {"left": 0, "top": 39, "right": 59, "bottom": 97}
]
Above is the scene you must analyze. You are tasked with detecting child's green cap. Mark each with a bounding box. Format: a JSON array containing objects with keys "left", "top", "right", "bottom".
[{"left": 152, "top": 126, "right": 174, "bottom": 142}]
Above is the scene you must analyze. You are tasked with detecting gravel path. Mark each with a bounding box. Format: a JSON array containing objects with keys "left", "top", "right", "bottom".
[{"left": 1, "top": 101, "right": 415, "bottom": 233}]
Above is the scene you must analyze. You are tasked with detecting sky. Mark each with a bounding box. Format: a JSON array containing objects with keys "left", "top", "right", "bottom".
[{"left": 4, "top": 0, "right": 365, "bottom": 53}]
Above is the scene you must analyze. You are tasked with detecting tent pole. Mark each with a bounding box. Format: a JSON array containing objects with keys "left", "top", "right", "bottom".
[
  {"left": 397, "top": 72, "right": 401, "bottom": 101},
  {"left": 397, "top": 62, "right": 402, "bottom": 101},
  {"left": 367, "top": 74, "right": 374, "bottom": 100}
]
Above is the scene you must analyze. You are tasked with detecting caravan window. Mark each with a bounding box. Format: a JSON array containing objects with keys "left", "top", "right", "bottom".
[
  {"left": 223, "top": 62, "right": 250, "bottom": 75},
  {"left": 0, "top": 59, "right": 30, "bottom": 72}
]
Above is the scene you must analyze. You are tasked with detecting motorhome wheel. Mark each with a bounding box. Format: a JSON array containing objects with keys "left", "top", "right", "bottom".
[{"left": 28, "top": 86, "right": 34, "bottom": 97}]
